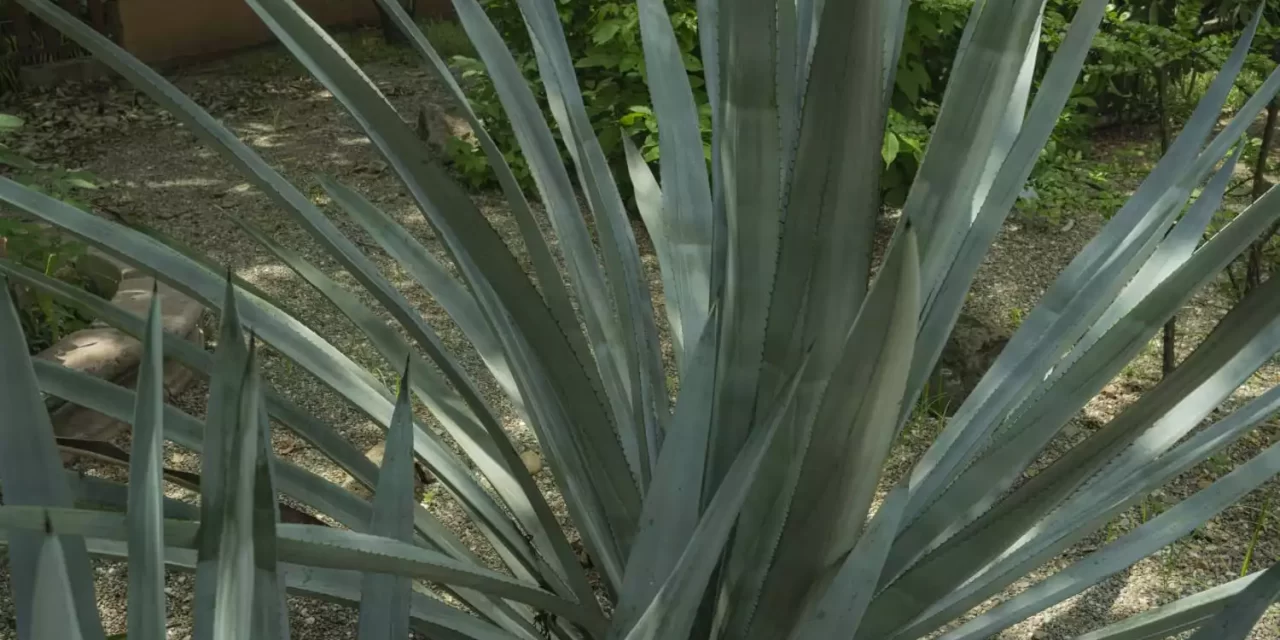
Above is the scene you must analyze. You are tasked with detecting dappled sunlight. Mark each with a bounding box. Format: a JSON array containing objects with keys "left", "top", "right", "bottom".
[
  {"left": 141, "top": 177, "right": 223, "bottom": 189},
  {"left": 248, "top": 133, "right": 289, "bottom": 149},
  {"left": 336, "top": 135, "right": 373, "bottom": 147}
]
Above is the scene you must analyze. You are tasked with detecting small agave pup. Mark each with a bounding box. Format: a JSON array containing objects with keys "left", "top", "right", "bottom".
[{"left": 4, "top": 0, "right": 1280, "bottom": 637}]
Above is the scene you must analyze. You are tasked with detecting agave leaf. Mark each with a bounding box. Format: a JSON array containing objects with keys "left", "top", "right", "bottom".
[
  {"left": 0, "top": 179, "right": 544, "bottom": 633},
  {"left": 926, "top": 435, "right": 1280, "bottom": 640},
  {"left": 28, "top": 354, "right": 542, "bottom": 634},
  {"left": 778, "top": 0, "right": 799, "bottom": 192},
  {"left": 274, "top": 525, "right": 599, "bottom": 635},
  {"left": 902, "top": 0, "right": 1042, "bottom": 299},
  {"left": 870, "top": 182, "right": 1280, "bottom": 637},
  {"left": 446, "top": 0, "right": 638, "bottom": 458},
  {"left": 792, "top": 488, "right": 909, "bottom": 640},
  {"left": 617, "top": 367, "right": 806, "bottom": 640},
  {"left": 25, "top": 537, "right": 523, "bottom": 640},
  {"left": 612, "top": 314, "right": 719, "bottom": 633},
  {"left": 241, "top": 0, "right": 640, "bottom": 576},
  {"left": 882, "top": 0, "right": 911, "bottom": 104},
  {"left": 232, "top": 217, "right": 581, "bottom": 599},
  {"left": 2, "top": 1, "right": 563, "bottom": 601},
  {"left": 695, "top": 0, "right": 726, "bottom": 304},
  {"left": 126, "top": 289, "right": 167, "bottom": 640},
  {"left": 900, "top": 5, "right": 1266, "bottom": 536},
  {"left": 316, "top": 178, "right": 520, "bottom": 414},
  {"left": 723, "top": 0, "right": 892, "bottom": 625},
  {"left": 32, "top": 358, "right": 368, "bottom": 529},
  {"left": 1074, "top": 572, "right": 1262, "bottom": 640},
  {"left": 1001, "top": 143, "right": 1244, "bottom": 432},
  {"left": 742, "top": 227, "right": 919, "bottom": 638},
  {"left": 32, "top": 534, "right": 87, "bottom": 640},
  {"left": 634, "top": 0, "right": 714, "bottom": 371},
  {"left": 513, "top": 0, "right": 671, "bottom": 486},
  {"left": 795, "top": 0, "right": 823, "bottom": 73},
  {"left": 0, "top": 281, "right": 104, "bottom": 639},
  {"left": 68, "top": 472, "right": 202, "bottom": 521},
  {"left": 368, "top": 0, "right": 583, "bottom": 353},
  {"left": 899, "top": 0, "right": 1109, "bottom": 444},
  {"left": 761, "top": 0, "right": 886, "bottom": 394},
  {"left": 705, "top": 0, "right": 782, "bottom": 502},
  {"left": 357, "top": 364, "right": 416, "bottom": 640},
  {"left": 0, "top": 505, "right": 605, "bottom": 634},
  {"left": 252, "top": 402, "right": 290, "bottom": 638},
  {"left": 906, "top": 61, "right": 1274, "bottom": 540},
  {"left": 887, "top": 323, "right": 1280, "bottom": 640},
  {"left": 193, "top": 286, "right": 260, "bottom": 640},
  {"left": 0, "top": 257, "right": 380, "bottom": 494},
  {"left": 622, "top": 134, "right": 688, "bottom": 374},
  {"left": 28, "top": 354, "right": 518, "bottom": 579}
]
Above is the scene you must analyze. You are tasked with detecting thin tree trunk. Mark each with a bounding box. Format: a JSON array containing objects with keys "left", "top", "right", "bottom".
[
  {"left": 376, "top": 0, "right": 409, "bottom": 44},
  {"left": 1157, "top": 56, "right": 1177, "bottom": 378},
  {"left": 1247, "top": 99, "right": 1280, "bottom": 292}
]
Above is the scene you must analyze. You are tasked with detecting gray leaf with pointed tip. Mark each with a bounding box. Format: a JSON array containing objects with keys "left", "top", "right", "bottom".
[
  {"left": 127, "top": 290, "right": 167, "bottom": 639},
  {"left": 358, "top": 366, "right": 416, "bottom": 640},
  {"left": 0, "top": 281, "right": 104, "bottom": 640}
]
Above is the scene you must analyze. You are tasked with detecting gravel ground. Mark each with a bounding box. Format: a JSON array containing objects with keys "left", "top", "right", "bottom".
[{"left": 2, "top": 30, "right": 1279, "bottom": 639}]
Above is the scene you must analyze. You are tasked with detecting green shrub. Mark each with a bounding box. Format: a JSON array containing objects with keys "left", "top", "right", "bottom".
[
  {"left": 0, "top": 114, "right": 102, "bottom": 353},
  {"left": 423, "top": 18, "right": 477, "bottom": 58},
  {"left": 4, "top": 1, "right": 1280, "bottom": 639}
]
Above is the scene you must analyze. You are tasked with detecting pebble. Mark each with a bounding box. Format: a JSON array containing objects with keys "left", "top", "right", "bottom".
[{"left": 520, "top": 450, "right": 544, "bottom": 475}]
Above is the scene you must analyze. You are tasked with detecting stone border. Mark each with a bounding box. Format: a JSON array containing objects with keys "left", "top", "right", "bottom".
[{"left": 36, "top": 252, "right": 206, "bottom": 439}]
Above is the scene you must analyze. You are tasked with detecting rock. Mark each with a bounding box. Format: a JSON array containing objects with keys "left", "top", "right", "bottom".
[
  {"left": 926, "top": 313, "right": 1011, "bottom": 415},
  {"left": 419, "top": 103, "right": 475, "bottom": 155},
  {"left": 521, "top": 450, "right": 544, "bottom": 476},
  {"left": 52, "top": 343, "right": 203, "bottom": 441},
  {"left": 343, "top": 442, "right": 435, "bottom": 500},
  {"left": 43, "top": 252, "right": 208, "bottom": 440}
]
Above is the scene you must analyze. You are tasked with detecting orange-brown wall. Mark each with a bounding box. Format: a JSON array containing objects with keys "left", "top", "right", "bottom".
[{"left": 118, "top": 0, "right": 449, "bottom": 64}]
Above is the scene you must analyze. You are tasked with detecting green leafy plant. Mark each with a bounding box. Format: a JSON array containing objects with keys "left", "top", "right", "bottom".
[
  {"left": 5, "top": 1, "right": 1280, "bottom": 640},
  {"left": 0, "top": 114, "right": 104, "bottom": 353},
  {"left": 0, "top": 217, "right": 98, "bottom": 354},
  {"left": 0, "top": 114, "right": 100, "bottom": 210}
]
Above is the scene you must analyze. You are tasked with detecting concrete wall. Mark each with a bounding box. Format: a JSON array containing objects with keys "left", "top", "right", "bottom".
[{"left": 117, "top": 0, "right": 448, "bottom": 64}]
